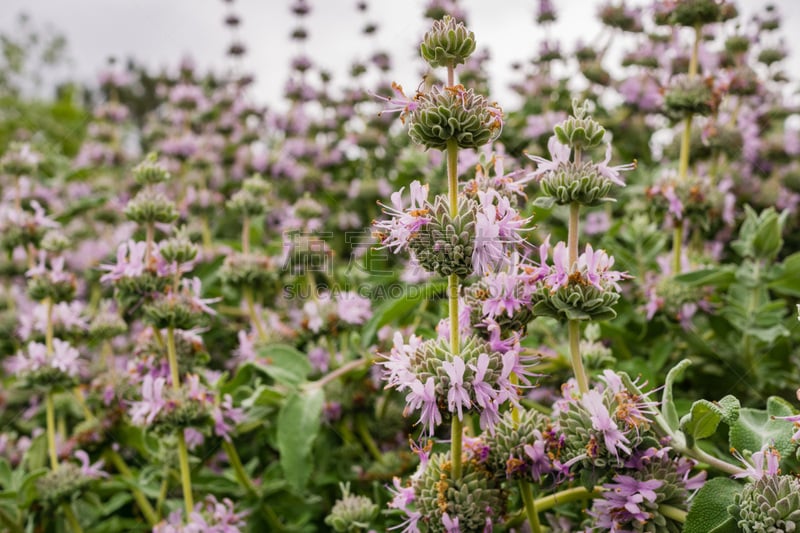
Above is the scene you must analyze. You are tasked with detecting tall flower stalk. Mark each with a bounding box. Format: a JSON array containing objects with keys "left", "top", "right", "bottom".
[{"left": 528, "top": 100, "right": 633, "bottom": 395}]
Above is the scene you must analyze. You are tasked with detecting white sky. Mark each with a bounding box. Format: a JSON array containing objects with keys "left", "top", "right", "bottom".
[{"left": 3, "top": 0, "right": 800, "bottom": 110}]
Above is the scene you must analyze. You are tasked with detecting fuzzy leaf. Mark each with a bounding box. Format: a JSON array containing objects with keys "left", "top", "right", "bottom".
[
  {"left": 257, "top": 344, "right": 312, "bottom": 387},
  {"left": 662, "top": 359, "right": 691, "bottom": 432},
  {"left": 684, "top": 477, "right": 742, "bottom": 533},
  {"left": 673, "top": 267, "right": 735, "bottom": 287},
  {"left": 729, "top": 396, "right": 796, "bottom": 456},
  {"left": 277, "top": 388, "right": 324, "bottom": 491},
  {"left": 532, "top": 196, "right": 556, "bottom": 209},
  {"left": 681, "top": 396, "right": 740, "bottom": 441}
]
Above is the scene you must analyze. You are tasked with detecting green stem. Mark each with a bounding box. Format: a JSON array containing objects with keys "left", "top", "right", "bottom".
[
  {"left": 145, "top": 222, "right": 155, "bottom": 265},
  {"left": 106, "top": 450, "right": 158, "bottom": 526},
  {"left": 176, "top": 433, "right": 194, "bottom": 517},
  {"left": 63, "top": 503, "right": 84, "bottom": 533},
  {"left": 677, "top": 116, "right": 692, "bottom": 183},
  {"left": 568, "top": 320, "right": 589, "bottom": 395},
  {"left": 46, "top": 392, "right": 58, "bottom": 469},
  {"left": 355, "top": 414, "right": 385, "bottom": 464},
  {"left": 222, "top": 440, "right": 259, "bottom": 496},
  {"left": 510, "top": 373, "right": 520, "bottom": 424},
  {"left": 568, "top": 202, "right": 580, "bottom": 270},
  {"left": 44, "top": 296, "right": 58, "bottom": 470},
  {"left": 243, "top": 287, "right": 267, "bottom": 342},
  {"left": 242, "top": 216, "right": 250, "bottom": 255},
  {"left": 306, "top": 357, "right": 372, "bottom": 390},
  {"left": 689, "top": 25, "right": 700, "bottom": 78},
  {"left": 450, "top": 417, "right": 463, "bottom": 479},
  {"left": 533, "top": 486, "right": 602, "bottom": 512},
  {"left": 684, "top": 445, "right": 744, "bottom": 476},
  {"left": 672, "top": 26, "right": 701, "bottom": 275},
  {"left": 200, "top": 215, "right": 213, "bottom": 251},
  {"left": 44, "top": 296, "right": 54, "bottom": 355},
  {"left": 445, "top": 136, "right": 462, "bottom": 479},
  {"left": 672, "top": 224, "right": 683, "bottom": 274},
  {"left": 659, "top": 504, "right": 687, "bottom": 523},
  {"left": 166, "top": 326, "right": 194, "bottom": 518},
  {"left": 166, "top": 327, "right": 181, "bottom": 389},
  {"left": 519, "top": 481, "right": 542, "bottom": 533}
]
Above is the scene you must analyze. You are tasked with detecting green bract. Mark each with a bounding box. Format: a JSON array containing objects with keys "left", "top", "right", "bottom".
[
  {"left": 408, "top": 194, "right": 476, "bottom": 279},
  {"left": 124, "top": 189, "right": 179, "bottom": 225},
  {"left": 665, "top": 0, "right": 724, "bottom": 27},
  {"left": 663, "top": 75, "right": 716, "bottom": 120},
  {"left": 142, "top": 293, "right": 208, "bottom": 330},
  {"left": 731, "top": 475, "right": 800, "bottom": 533},
  {"left": 535, "top": 161, "right": 615, "bottom": 207},
  {"left": 484, "top": 409, "right": 551, "bottom": 482},
  {"left": 413, "top": 452, "right": 505, "bottom": 532},
  {"left": 219, "top": 252, "right": 276, "bottom": 291},
  {"left": 531, "top": 281, "right": 620, "bottom": 322},
  {"left": 35, "top": 464, "right": 92, "bottom": 506},
  {"left": 133, "top": 153, "right": 171, "bottom": 185},
  {"left": 464, "top": 280, "right": 534, "bottom": 334},
  {"left": 408, "top": 85, "right": 501, "bottom": 151},
  {"left": 419, "top": 15, "right": 476, "bottom": 68},
  {"left": 553, "top": 100, "right": 606, "bottom": 150},
  {"left": 324, "top": 483, "right": 379, "bottom": 532}
]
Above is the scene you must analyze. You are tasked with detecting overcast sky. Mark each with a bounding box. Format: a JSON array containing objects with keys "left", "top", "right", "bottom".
[{"left": 3, "top": 0, "right": 800, "bottom": 110}]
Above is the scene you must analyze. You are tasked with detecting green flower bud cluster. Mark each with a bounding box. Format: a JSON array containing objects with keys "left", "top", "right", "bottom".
[
  {"left": 115, "top": 273, "right": 170, "bottom": 312},
  {"left": 293, "top": 194, "right": 325, "bottom": 220},
  {"left": 133, "top": 153, "right": 171, "bottom": 186},
  {"left": 535, "top": 161, "right": 615, "bottom": 207},
  {"left": 35, "top": 464, "right": 92, "bottom": 506},
  {"left": 590, "top": 449, "right": 691, "bottom": 533},
  {"left": 27, "top": 274, "right": 77, "bottom": 304},
  {"left": 463, "top": 280, "right": 533, "bottom": 335},
  {"left": 663, "top": 75, "right": 717, "bottom": 121},
  {"left": 40, "top": 231, "right": 71, "bottom": 254},
  {"left": 758, "top": 47, "right": 787, "bottom": 67},
  {"left": 408, "top": 194, "right": 477, "bottom": 279},
  {"left": 484, "top": 409, "right": 554, "bottom": 482},
  {"left": 124, "top": 188, "right": 180, "bottom": 225},
  {"left": 219, "top": 252, "right": 276, "bottom": 292},
  {"left": 0, "top": 142, "right": 39, "bottom": 176},
  {"left": 413, "top": 452, "right": 505, "bottom": 532},
  {"left": 557, "top": 384, "right": 653, "bottom": 474},
  {"left": 409, "top": 335, "right": 505, "bottom": 412},
  {"left": 136, "top": 331, "right": 210, "bottom": 376},
  {"left": 646, "top": 172, "right": 728, "bottom": 232},
  {"left": 419, "top": 15, "right": 476, "bottom": 69},
  {"left": 662, "top": 0, "right": 725, "bottom": 27},
  {"left": 226, "top": 175, "right": 272, "bottom": 217},
  {"left": 159, "top": 229, "right": 199, "bottom": 266},
  {"left": 150, "top": 386, "right": 213, "bottom": 435},
  {"left": 731, "top": 475, "right": 800, "bottom": 533},
  {"left": 531, "top": 280, "right": 621, "bottom": 322},
  {"left": 725, "top": 35, "right": 751, "bottom": 55},
  {"left": 554, "top": 99, "right": 606, "bottom": 151},
  {"left": 143, "top": 291, "right": 209, "bottom": 330},
  {"left": 408, "top": 84, "right": 502, "bottom": 151},
  {"left": 324, "top": 483, "right": 379, "bottom": 532},
  {"left": 88, "top": 311, "right": 128, "bottom": 341},
  {"left": 18, "top": 364, "right": 79, "bottom": 392}
]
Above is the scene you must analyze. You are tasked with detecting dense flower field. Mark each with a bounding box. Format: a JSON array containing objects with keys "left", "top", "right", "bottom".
[{"left": 1, "top": 0, "right": 800, "bottom": 531}]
